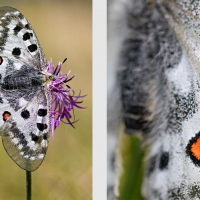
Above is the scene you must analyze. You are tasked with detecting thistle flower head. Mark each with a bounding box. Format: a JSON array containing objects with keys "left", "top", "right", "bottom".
[{"left": 47, "top": 59, "right": 85, "bottom": 138}]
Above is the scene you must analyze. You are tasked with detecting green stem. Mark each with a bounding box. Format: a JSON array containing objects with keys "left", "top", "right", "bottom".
[{"left": 26, "top": 171, "right": 32, "bottom": 200}]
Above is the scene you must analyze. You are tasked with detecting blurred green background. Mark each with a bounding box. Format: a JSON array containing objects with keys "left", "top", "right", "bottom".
[
  {"left": 118, "top": 129, "right": 145, "bottom": 200},
  {"left": 0, "top": 0, "right": 92, "bottom": 200}
]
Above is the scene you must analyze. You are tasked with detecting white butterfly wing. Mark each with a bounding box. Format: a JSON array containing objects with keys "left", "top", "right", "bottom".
[
  {"left": 0, "top": 6, "right": 47, "bottom": 68},
  {"left": 160, "top": 0, "right": 200, "bottom": 75},
  {"left": 0, "top": 7, "right": 51, "bottom": 171},
  {"left": 1, "top": 90, "right": 51, "bottom": 171}
]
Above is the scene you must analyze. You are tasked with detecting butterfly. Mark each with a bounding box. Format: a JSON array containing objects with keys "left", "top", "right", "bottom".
[
  {"left": 0, "top": 6, "right": 81, "bottom": 172},
  {"left": 108, "top": 0, "right": 200, "bottom": 199}
]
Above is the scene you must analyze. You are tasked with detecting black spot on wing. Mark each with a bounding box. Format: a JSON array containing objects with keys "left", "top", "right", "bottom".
[
  {"left": 37, "top": 123, "right": 47, "bottom": 131},
  {"left": 159, "top": 152, "right": 169, "bottom": 170},
  {"left": 31, "top": 133, "right": 39, "bottom": 142},
  {"left": 25, "top": 24, "right": 30, "bottom": 29},
  {"left": 43, "top": 133, "right": 48, "bottom": 140},
  {"left": 38, "top": 109, "right": 47, "bottom": 117},
  {"left": 13, "top": 25, "right": 22, "bottom": 33},
  {"left": 21, "top": 110, "right": 30, "bottom": 119},
  {"left": 28, "top": 44, "right": 37, "bottom": 52},
  {"left": 0, "top": 97, "right": 3, "bottom": 103},
  {"left": 12, "top": 48, "right": 21, "bottom": 56},
  {"left": 23, "top": 32, "right": 30, "bottom": 41}
]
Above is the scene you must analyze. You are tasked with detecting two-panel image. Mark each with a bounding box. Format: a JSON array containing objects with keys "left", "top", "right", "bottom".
[
  {"left": 0, "top": 0, "right": 199, "bottom": 199},
  {"left": 108, "top": 0, "right": 200, "bottom": 199}
]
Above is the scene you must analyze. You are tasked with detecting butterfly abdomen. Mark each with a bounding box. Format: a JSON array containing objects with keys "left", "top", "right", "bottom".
[
  {"left": 1, "top": 65, "right": 46, "bottom": 90},
  {"left": 3, "top": 76, "right": 32, "bottom": 89}
]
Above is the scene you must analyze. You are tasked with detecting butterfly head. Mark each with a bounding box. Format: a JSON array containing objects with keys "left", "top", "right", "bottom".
[{"left": 48, "top": 75, "right": 56, "bottom": 81}]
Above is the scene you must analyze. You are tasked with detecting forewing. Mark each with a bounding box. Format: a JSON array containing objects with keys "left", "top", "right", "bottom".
[
  {"left": 0, "top": 6, "right": 47, "bottom": 69},
  {"left": 160, "top": 0, "right": 200, "bottom": 75}
]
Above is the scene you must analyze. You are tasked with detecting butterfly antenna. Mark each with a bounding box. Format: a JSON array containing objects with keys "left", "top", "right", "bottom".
[{"left": 62, "top": 58, "right": 67, "bottom": 64}]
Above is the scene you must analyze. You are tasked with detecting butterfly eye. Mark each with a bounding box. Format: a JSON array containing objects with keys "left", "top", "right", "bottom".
[{"left": 49, "top": 75, "right": 56, "bottom": 81}]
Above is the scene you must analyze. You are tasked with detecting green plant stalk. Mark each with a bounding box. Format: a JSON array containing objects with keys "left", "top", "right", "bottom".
[{"left": 26, "top": 171, "right": 31, "bottom": 200}]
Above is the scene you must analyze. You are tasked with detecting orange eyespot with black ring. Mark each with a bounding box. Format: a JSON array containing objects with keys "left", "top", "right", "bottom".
[
  {"left": 3, "top": 111, "right": 11, "bottom": 121},
  {"left": 186, "top": 132, "right": 200, "bottom": 166},
  {"left": 0, "top": 56, "right": 3, "bottom": 65}
]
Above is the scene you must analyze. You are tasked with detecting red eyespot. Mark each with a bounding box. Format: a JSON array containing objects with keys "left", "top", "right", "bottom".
[
  {"left": 186, "top": 132, "right": 200, "bottom": 167},
  {"left": 191, "top": 138, "right": 200, "bottom": 160},
  {"left": 3, "top": 111, "right": 11, "bottom": 121},
  {"left": 0, "top": 56, "right": 3, "bottom": 65}
]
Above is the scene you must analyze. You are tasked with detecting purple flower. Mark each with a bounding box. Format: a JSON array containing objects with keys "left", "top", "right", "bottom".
[{"left": 47, "top": 59, "right": 85, "bottom": 138}]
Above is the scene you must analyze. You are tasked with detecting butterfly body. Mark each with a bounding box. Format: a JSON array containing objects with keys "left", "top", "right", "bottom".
[
  {"left": 108, "top": 0, "right": 200, "bottom": 199},
  {"left": 0, "top": 6, "right": 52, "bottom": 171}
]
